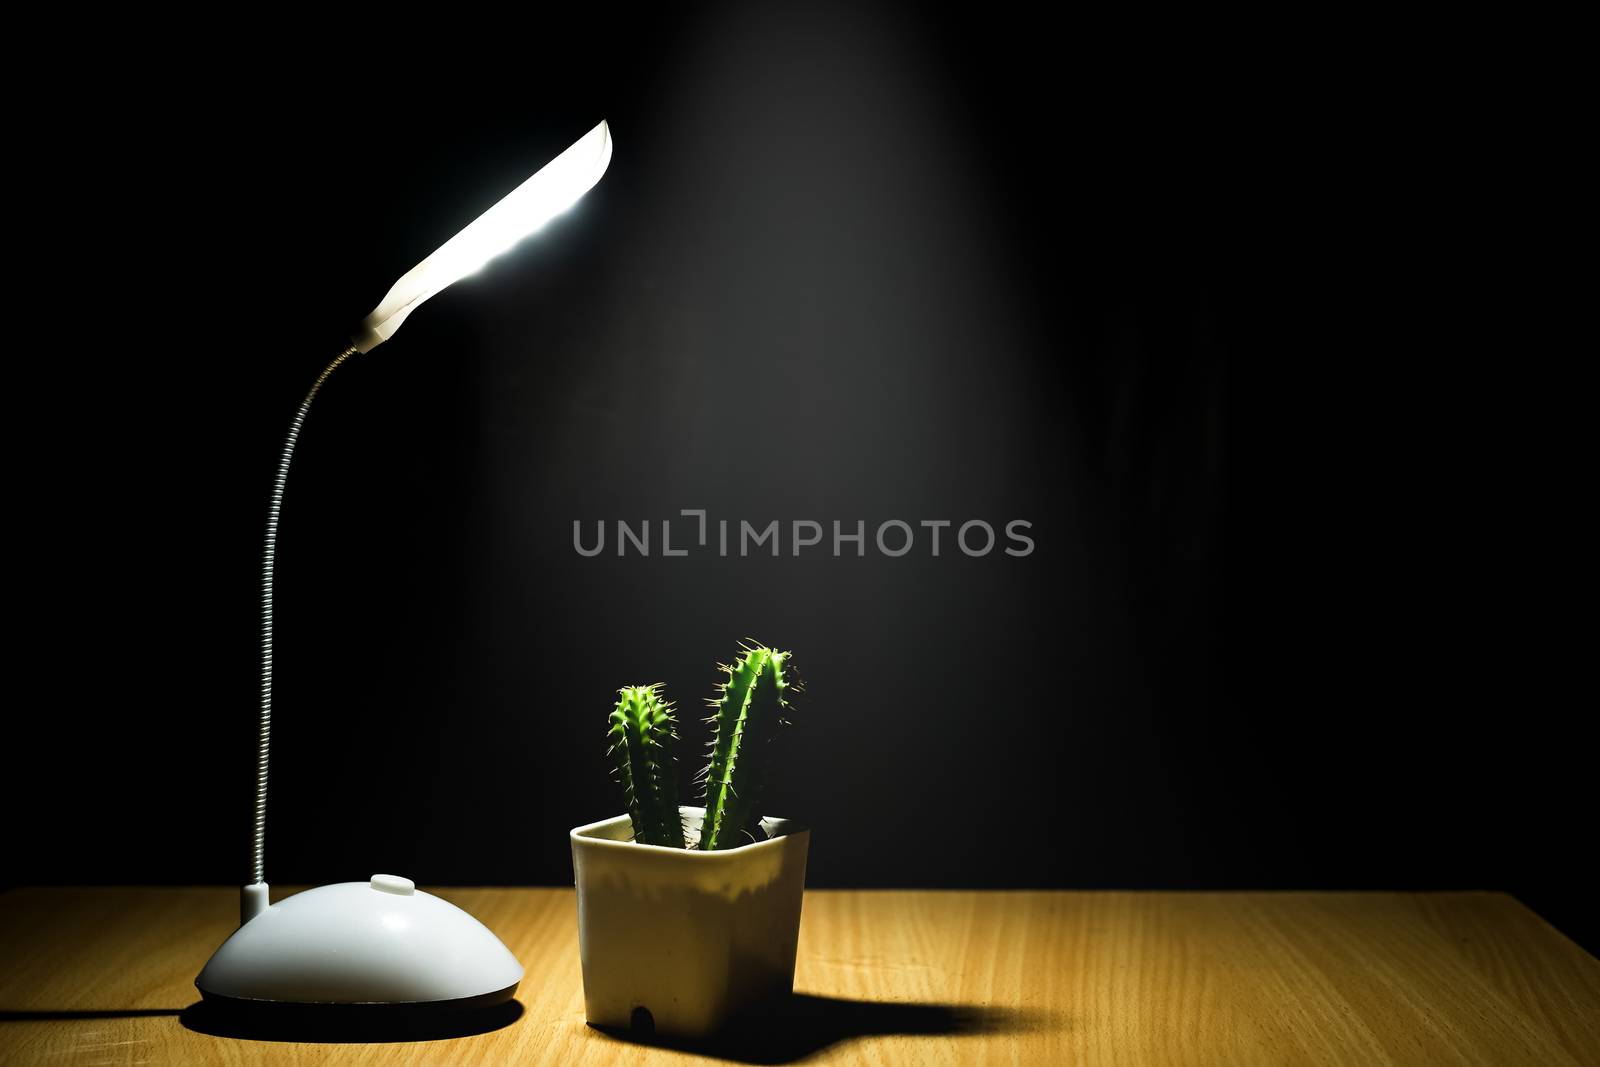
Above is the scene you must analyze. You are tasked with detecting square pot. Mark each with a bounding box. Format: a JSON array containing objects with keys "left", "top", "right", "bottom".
[{"left": 570, "top": 805, "right": 810, "bottom": 1038}]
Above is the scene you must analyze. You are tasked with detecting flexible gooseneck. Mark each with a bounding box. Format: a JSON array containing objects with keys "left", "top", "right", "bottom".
[{"left": 246, "top": 345, "right": 359, "bottom": 923}]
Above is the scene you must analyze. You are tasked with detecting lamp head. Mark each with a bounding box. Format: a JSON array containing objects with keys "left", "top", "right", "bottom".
[{"left": 352, "top": 119, "right": 613, "bottom": 352}]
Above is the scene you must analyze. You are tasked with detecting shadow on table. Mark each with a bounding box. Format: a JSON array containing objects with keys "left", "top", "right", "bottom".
[
  {"left": 588, "top": 992, "right": 1037, "bottom": 1065},
  {"left": 179, "top": 998, "right": 524, "bottom": 1043},
  {"left": 0, "top": 1009, "right": 185, "bottom": 1021}
]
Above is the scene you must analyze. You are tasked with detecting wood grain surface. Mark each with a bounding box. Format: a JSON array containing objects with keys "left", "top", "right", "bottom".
[{"left": 1, "top": 887, "right": 1596, "bottom": 1065}]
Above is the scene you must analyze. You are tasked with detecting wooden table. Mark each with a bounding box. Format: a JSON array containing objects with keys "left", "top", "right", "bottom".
[{"left": 1, "top": 887, "right": 1596, "bottom": 1065}]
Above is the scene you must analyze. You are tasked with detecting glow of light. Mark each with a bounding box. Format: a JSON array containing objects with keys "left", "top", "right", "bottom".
[{"left": 355, "top": 120, "right": 613, "bottom": 351}]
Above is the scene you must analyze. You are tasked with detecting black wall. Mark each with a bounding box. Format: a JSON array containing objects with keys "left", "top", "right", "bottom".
[{"left": 8, "top": 10, "right": 1590, "bottom": 952}]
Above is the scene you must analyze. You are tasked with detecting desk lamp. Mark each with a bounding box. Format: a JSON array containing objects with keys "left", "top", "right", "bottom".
[{"left": 196, "top": 121, "right": 613, "bottom": 1010}]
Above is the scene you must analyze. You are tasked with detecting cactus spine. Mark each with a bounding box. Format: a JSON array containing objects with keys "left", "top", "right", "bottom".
[
  {"left": 607, "top": 684, "right": 687, "bottom": 848},
  {"left": 699, "top": 644, "right": 793, "bottom": 851}
]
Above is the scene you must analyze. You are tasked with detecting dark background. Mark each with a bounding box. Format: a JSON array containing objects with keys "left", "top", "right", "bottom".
[{"left": 7, "top": 9, "right": 1590, "bottom": 952}]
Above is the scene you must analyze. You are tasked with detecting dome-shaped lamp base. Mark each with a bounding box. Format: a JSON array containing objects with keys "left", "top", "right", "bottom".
[{"left": 196, "top": 877, "right": 523, "bottom": 1008}]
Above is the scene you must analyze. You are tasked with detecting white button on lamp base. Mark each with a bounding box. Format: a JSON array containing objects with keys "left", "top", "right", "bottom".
[{"left": 195, "top": 877, "right": 524, "bottom": 1009}]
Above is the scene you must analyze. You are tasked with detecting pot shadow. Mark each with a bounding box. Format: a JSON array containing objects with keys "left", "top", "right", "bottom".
[
  {"left": 179, "top": 997, "right": 524, "bottom": 1043},
  {"left": 588, "top": 992, "right": 1037, "bottom": 1064}
]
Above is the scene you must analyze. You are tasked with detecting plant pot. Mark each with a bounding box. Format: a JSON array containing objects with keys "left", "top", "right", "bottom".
[{"left": 570, "top": 805, "right": 809, "bottom": 1039}]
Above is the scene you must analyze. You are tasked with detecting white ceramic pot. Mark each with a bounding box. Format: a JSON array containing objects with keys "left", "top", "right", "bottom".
[{"left": 570, "top": 805, "right": 810, "bottom": 1038}]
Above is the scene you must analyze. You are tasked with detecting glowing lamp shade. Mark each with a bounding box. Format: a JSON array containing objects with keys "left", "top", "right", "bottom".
[{"left": 352, "top": 119, "right": 614, "bottom": 352}]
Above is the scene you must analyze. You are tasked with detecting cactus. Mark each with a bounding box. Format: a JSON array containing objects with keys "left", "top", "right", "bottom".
[
  {"left": 604, "top": 644, "right": 798, "bottom": 850},
  {"left": 698, "top": 643, "right": 795, "bottom": 851},
  {"left": 607, "top": 684, "right": 687, "bottom": 848}
]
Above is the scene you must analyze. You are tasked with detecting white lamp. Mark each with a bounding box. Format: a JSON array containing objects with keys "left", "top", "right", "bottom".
[
  {"left": 197, "top": 120, "right": 613, "bottom": 1012},
  {"left": 353, "top": 120, "right": 614, "bottom": 352}
]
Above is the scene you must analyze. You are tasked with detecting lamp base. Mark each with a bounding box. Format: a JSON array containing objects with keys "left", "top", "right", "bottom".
[
  {"left": 196, "top": 877, "right": 524, "bottom": 1008},
  {"left": 197, "top": 982, "right": 520, "bottom": 1012}
]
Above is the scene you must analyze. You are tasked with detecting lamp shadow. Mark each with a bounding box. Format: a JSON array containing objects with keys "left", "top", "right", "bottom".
[
  {"left": 588, "top": 992, "right": 1036, "bottom": 1065},
  {"left": 179, "top": 998, "right": 524, "bottom": 1043},
  {"left": 0, "top": 1009, "right": 185, "bottom": 1022}
]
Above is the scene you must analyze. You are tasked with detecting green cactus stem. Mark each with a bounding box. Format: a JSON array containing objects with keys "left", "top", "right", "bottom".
[
  {"left": 699, "top": 643, "right": 794, "bottom": 850},
  {"left": 607, "top": 684, "right": 687, "bottom": 848}
]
